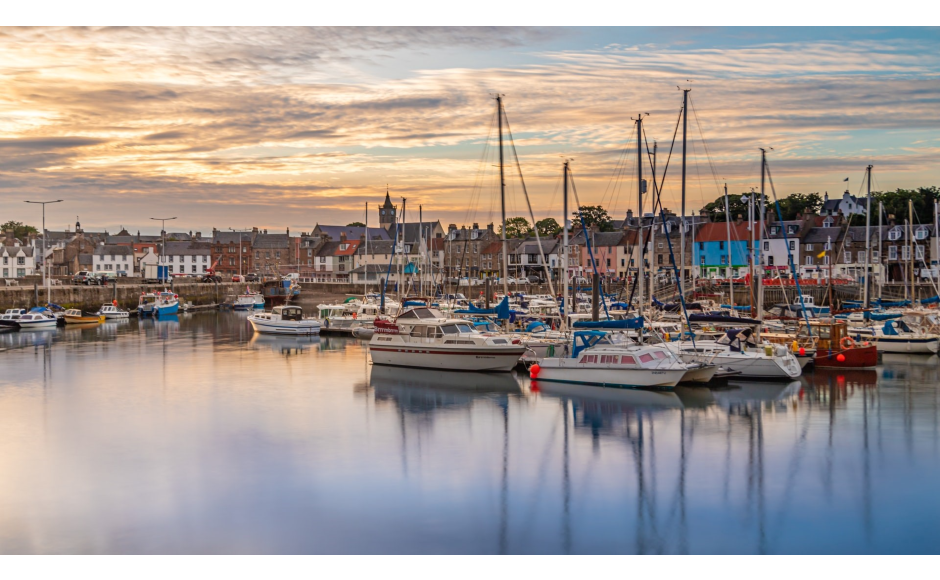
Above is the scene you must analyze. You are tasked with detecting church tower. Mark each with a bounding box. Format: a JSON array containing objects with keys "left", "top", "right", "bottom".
[{"left": 379, "top": 189, "right": 397, "bottom": 227}]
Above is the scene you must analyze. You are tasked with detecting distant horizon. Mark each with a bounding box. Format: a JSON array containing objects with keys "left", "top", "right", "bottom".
[{"left": 2, "top": 26, "right": 939, "bottom": 235}]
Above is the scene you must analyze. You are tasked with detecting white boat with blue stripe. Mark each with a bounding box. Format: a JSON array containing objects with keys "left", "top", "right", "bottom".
[{"left": 248, "top": 305, "right": 321, "bottom": 335}]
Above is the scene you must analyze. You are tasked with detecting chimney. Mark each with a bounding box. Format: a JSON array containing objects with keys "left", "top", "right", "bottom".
[
  {"left": 626, "top": 209, "right": 634, "bottom": 224},
  {"left": 252, "top": 227, "right": 259, "bottom": 234},
  {"left": 888, "top": 214, "right": 896, "bottom": 227},
  {"left": 795, "top": 212, "right": 802, "bottom": 221},
  {"left": 448, "top": 224, "right": 457, "bottom": 232},
  {"left": 195, "top": 231, "right": 201, "bottom": 239},
  {"left": 340, "top": 232, "right": 347, "bottom": 242},
  {"left": 472, "top": 223, "right": 479, "bottom": 230},
  {"left": 264, "top": 229, "right": 268, "bottom": 234},
  {"left": 286, "top": 227, "right": 290, "bottom": 236},
  {"left": 487, "top": 223, "right": 494, "bottom": 233},
  {"left": 735, "top": 214, "right": 743, "bottom": 226}
]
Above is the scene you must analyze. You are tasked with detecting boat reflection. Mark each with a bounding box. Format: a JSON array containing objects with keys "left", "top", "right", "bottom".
[
  {"left": 369, "top": 364, "right": 523, "bottom": 402},
  {"left": 248, "top": 332, "right": 319, "bottom": 356},
  {"left": 535, "top": 381, "right": 683, "bottom": 410},
  {"left": 0, "top": 328, "right": 56, "bottom": 350}
]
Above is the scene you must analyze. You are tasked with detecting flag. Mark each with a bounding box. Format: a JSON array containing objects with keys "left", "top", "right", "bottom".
[
  {"left": 817, "top": 250, "right": 826, "bottom": 259},
  {"left": 843, "top": 177, "right": 849, "bottom": 182}
]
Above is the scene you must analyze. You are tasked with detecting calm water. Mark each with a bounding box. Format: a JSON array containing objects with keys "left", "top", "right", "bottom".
[{"left": 1, "top": 312, "right": 938, "bottom": 554}]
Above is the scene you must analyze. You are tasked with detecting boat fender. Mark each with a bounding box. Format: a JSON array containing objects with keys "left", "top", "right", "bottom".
[
  {"left": 529, "top": 364, "right": 540, "bottom": 379},
  {"left": 775, "top": 345, "right": 787, "bottom": 357},
  {"left": 352, "top": 312, "right": 357, "bottom": 319},
  {"left": 764, "top": 345, "right": 773, "bottom": 357},
  {"left": 791, "top": 340, "right": 799, "bottom": 353},
  {"left": 836, "top": 353, "right": 846, "bottom": 362},
  {"left": 840, "top": 336, "right": 855, "bottom": 350},
  {"left": 799, "top": 347, "right": 806, "bottom": 356},
  {"left": 512, "top": 338, "right": 520, "bottom": 345}
]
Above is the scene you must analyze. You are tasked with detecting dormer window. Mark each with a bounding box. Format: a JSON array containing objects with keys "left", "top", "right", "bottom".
[
  {"left": 770, "top": 226, "right": 779, "bottom": 235},
  {"left": 888, "top": 228, "right": 902, "bottom": 241},
  {"left": 787, "top": 225, "right": 797, "bottom": 235},
  {"left": 916, "top": 228, "right": 928, "bottom": 240},
  {"left": 823, "top": 218, "right": 834, "bottom": 227},
  {"left": 339, "top": 244, "right": 348, "bottom": 251}
]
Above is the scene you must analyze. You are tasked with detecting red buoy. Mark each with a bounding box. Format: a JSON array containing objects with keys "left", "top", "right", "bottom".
[
  {"left": 799, "top": 347, "right": 806, "bottom": 356},
  {"left": 836, "top": 354, "right": 846, "bottom": 362},
  {"left": 529, "top": 364, "right": 541, "bottom": 379}
]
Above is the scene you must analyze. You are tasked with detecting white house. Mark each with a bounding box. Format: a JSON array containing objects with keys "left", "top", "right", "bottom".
[
  {"left": 1, "top": 244, "right": 36, "bottom": 279},
  {"left": 762, "top": 220, "right": 803, "bottom": 273},
  {"left": 163, "top": 241, "right": 212, "bottom": 276},
  {"left": 820, "top": 191, "right": 868, "bottom": 217},
  {"left": 93, "top": 245, "right": 135, "bottom": 275}
]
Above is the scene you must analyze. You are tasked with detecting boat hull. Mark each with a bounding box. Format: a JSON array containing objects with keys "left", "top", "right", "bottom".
[
  {"left": 871, "top": 336, "right": 940, "bottom": 354},
  {"left": 368, "top": 344, "right": 525, "bottom": 372},
  {"left": 534, "top": 359, "right": 685, "bottom": 389},
  {"left": 63, "top": 315, "right": 104, "bottom": 324},
  {"left": 248, "top": 318, "right": 321, "bottom": 335},
  {"left": 814, "top": 344, "right": 878, "bottom": 369},
  {"left": 680, "top": 364, "right": 719, "bottom": 384},
  {"left": 16, "top": 319, "right": 58, "bottom": 329}
]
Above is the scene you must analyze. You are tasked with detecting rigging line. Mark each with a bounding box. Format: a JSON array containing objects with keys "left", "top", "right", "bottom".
[
  {"left": 567, "top": 166, "right": 610, "bottom": 321},
  {"left": 609, "top": 137, "right": 638, "bottom": 224},
  {"left": 688, "top": 95, "right": 725, "bottom": 197},
  {"left": 765, "top": 162, "right": 814, "bottom": 334},
  {"left": 502, "top": 109, "right": 560, "bottom": 313},
  {"left": 598, "top": 134, "right": 635, "bottom": 211},
  {"left": 643, "top": 123, "right": 696, "bottom": 348}
]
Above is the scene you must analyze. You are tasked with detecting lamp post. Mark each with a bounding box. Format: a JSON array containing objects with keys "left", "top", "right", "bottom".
[
  {"left": 24, "top": 199, "right": 63, "bottom": 302},
  {"left": 150, "top": 217, "right": 177, "bottom": 281},
  {"left": 230, "top": 228, "right": 251, "bottom": 278}
]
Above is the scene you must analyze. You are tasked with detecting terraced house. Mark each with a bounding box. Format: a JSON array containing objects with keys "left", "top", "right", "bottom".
[
  {"left": 211, "top": 229, "right": 254, "bottom": 278},
  {"left": 1, "top": 244, "right": 35, "bottom": 279}
]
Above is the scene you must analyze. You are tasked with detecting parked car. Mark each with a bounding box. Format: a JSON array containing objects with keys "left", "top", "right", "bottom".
[
  {"left": 526, "top": 275, "right": 542, "bottom": 283},
  {"left": 231, "top": 275, "right": 245, "bottom": 283},
  {"left": 72, "top": 271, "right": 98, "bottom": 285},
  {"left": 244, "top": 273, "right": 260, "bottom": 282}
]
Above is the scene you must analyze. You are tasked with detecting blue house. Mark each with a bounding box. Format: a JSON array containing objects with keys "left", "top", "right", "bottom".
[{"left": 693, "top": 221, "right": 758, "bottom": 277}]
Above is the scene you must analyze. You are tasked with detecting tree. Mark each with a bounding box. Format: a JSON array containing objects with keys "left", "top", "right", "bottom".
[
  {"left": 573, "top": 205, "right": 614, "bottom": 232},
  {"left": 871, "top": 187, "right": 940, "bottom": 223},
  {"left": 535, "top": 217, "right": 561, "bottom": 237},
  {"left": 774, "top": 192, "right": 823, "bottom": 220},
  {"left": 701, "top": 193, "right": 768, "bottom": 222},
  {"left": 347, "top": 222, "right": 366, "bottom": 227},
  {"left": 0, "top": 221, "right": 39, "bottom": 240},
  {"left": 499, "top": 217, "right": 531, "bottom": 238}
]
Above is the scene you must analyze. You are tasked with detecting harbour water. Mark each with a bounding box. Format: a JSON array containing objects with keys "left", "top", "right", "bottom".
[{"left": 1, "top": 312, "right": 938, "bottom": 554}]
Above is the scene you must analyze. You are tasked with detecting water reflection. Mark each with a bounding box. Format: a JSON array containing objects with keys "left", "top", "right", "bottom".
[{"left": 0, "top": 313, "right": 938, "bottom": 554}]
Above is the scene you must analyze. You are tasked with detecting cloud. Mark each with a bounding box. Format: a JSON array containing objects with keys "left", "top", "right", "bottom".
[{"left": 0, "top": 27, "right": 938, "bottom": 231}]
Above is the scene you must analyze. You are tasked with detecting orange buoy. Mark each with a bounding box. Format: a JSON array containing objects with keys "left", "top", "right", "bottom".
[
  {"left": 836, "top": 354, "right": 846, "bottom": 362},
  {"left": 529, "top": 363, "right": 541, "bottom": 379}
]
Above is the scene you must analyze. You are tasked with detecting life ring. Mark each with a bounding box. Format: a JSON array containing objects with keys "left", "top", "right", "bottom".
[{"left": 840, "top": 336, "right": 855, "bottom": 350}]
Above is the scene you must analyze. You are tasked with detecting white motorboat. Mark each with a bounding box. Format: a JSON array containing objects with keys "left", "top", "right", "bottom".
[
  {"left": 248, "top": 305, "right": 321, "bottom": 335},
  {"left": 318, "top": 299, "right": 399, "bottom": 331},
  {"left": 530, "top": 332, "right": 691, "bottom": 389},
  {"left": 665, "top": 328, "right": 802, "bottom": 380},
  {"left": 368, "top": 306, "right": 526, "bottom": 372},
  {"left": 0, "top": 308, "right": 27, "bottom": 327},
  {"left": 137, "top": 290, "right": 180, "bottom": 317},
  {"left": 233, "top": 288, "right": 265, "bottom": 311},
  {"left": 849, "top": 320, "right": 940, "bottom": 354},
  {"left": 96, "top": 304, "right": 130, "bottom": 319},
  {"left": 14, "top": 308, "right": 58, "bottom": 329}
]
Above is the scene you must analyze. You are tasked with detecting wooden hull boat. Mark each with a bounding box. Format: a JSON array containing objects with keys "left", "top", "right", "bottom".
[{"left": 814, "top": 344, "right": 878, "bottom": 369}]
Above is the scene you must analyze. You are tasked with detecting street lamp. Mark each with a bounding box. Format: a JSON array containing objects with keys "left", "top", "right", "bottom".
[
  {"left": 24, "top": 199, "right": 63, "bottom": 303},
  {"left": 150, "top": 217, "right": 177, "bottom": 280}
]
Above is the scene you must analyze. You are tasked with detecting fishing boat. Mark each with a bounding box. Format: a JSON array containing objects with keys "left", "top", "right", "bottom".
[
  {"left": 530, "top": 331, "right": 692, "bottom": 389},
  {"left": 799, "top": 319, "right": 877, "bottom": 369},
  {"left": 62, "top": 309, "right": 104, "bottom": 324},
  {"left": 248, "top": 305, "right": 321, "bottom": 335},
  {"left": 95, "top": 303, "right": 130, "bottom": 319},
  {"left": 15, "top": 308, "right": 58, "bottom": 329},
  {"left": 261, "top": 278, "right": 298, "bottom": 306},
  {"left": 368, "top": 306, "right": 526, "bottom": 372},
  {"left": 137, "top": 290, "right": 180, "bottom": 317},
  {"left": 0, "top": 308, "right": 27, "bottom": 327},
  {"left": 232, "top": 287, "right": 265, "bottom": 310}
]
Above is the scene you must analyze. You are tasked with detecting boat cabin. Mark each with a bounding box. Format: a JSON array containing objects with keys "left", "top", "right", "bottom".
[
  {"left": 798, "top": 319, "right": 850, "bottom": 351},
  {"left": 273, "top": 306, "right": 304, "bottom": 321}
]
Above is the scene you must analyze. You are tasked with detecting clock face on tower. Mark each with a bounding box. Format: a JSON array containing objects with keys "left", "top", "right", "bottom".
[{"left": 381, "top": 210, "right": 385, "bottom": 215}]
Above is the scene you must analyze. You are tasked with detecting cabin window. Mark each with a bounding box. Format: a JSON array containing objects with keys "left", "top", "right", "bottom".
[
  {"left": 652, "top": 351, "right": 667, "bottom": 359},
  {"left": 579, "top": 355, "right": 597, "bottom": 364},
  {"left": 410, "top": 326, "right": 427, "bottom": 338},
  {"left": 441, "top": 325, "right": 459, "bottom": 334},
  {"left": 600, "top": 355, "right": 617, "bottom": 364},
  {"left": 639, "top": 353, "right": 654, "bottom": 363},
  {"left": 620, "top": 356, "right": 636, "bottom": 365}
]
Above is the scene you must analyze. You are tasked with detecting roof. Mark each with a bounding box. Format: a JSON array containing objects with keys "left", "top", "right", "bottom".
[
  {"left": 213, "top": 231, "right": 255, "bottom": 245},
  {"left": 78, "top": 254, "right": 94, "bottom": 265},
  {"left": 358, "top": 240, "right": 396, "bottom": 255},
  {"left": 0, "top": 246, "right": 34, "bottom": 257},
  {"left": 802, "top": 227, "right": 843, "bottom": 244},
  {"left": 252, "top": 233, "right": 291, "bottom": 249},
  {"left": 766, "top": 220, "right": 804, "bottom": 239},
  {"left": 394, "top": 222, "right": 443, "bottom": 243},
  {"left": 316, "top": 240, "right": 361, "bottom": 257},
  {"left": 163, "top": 241, "right": 211, "bottom": 256},
  {"left": 93, "top": 245, "right": 135, "bottom": 256},
  {"left": 513, "top": 238, "right": 560, "bottom": 255},
  {"left": 695, "top": 221, "right": 752, "bottom": 243},
  {"left": 314, "top": 225, "right": 390, "bottom": 242}
]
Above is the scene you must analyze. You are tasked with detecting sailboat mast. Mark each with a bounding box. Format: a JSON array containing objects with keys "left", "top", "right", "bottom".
[
  {"left": 497, "top": 95, "right": 509, "bottom": 301},
  {"left": 637, "top": 114, "right": 645, "bottom": 319},
  {"left": 563, "top": 160, "right": 569, "bottom": 327},
  {"left": 680, "top": 89, "right": 690, "bottom": 292},
  {"left": 364, "top": 201, "right": 368, "bottom": 297},
  {"left": 878, "top": 200, "right": 883, "bottom": 299},
  {"left": 724, "top": 183, "right": 734, "bottom": 308},
  {"left": 650, "top": 142, "right": 657, "bottom": 302},
  {"left": 909, "top": 198, "right": 915, "bottom": 302},
  {"left": 419, "top": 205, "right": 424, "bottom": 297},
  {"left": 400, "top": 197, "right": 406, "bottom": 301},
  {"left": 758, "top": 148, "right": 766, "bottom": 320},
  {"left": 864, "top": 165, "right": 872, "bottom": 308}
]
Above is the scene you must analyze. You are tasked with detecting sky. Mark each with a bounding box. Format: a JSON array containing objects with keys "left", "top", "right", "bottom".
[{"left": 1, "top": 26, "right": 939, "bottom": 235}]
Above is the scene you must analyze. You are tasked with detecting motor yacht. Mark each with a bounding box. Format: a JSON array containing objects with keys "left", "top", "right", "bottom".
[
  {"left": 530, "top": 331, "right": 694, "bottom": 389},
  {"left": 14, "top": 308, "right": 58, "bottom": 329},
  {"left": 96, "top": 304, "right": 130, "bottom": 319},
  {"left": 248, "top": 305, "right": 321, "bottom": 335},
  {"left": 0, "top": 308, "right": 27, "bottom": 327},
  {"left": 368, "top": 306, "right": 526, "bottom": 372}
]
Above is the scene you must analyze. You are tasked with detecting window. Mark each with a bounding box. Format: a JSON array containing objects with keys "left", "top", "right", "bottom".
[
  {"left": 902, "top": 246, "right": 910, "bottom": 261},
  {"left": 606, "top": 259, "right": 611, "bottom": 267},
  {"left": 202, "top": 255, "right": 207, "bottom": 262},
  {"left": 16, "top": 268, "right": 24, "bottom": 277},
  {"left": 787, "top": 225, "right": 797, "bottom": 235},
  {"left": 243, "top": 246, "right": 247, "bottom": 253},
  {"left": 1, "top": 257, "right": 6, "bottom": 265},
  {"left": 889, "top": 228, "right": 901, "bottom": 241},
  {"left": 823, "top": 218, "right": 833, "bottom": 227},
  {"left": 805, "top": 256, "right": 813, "bottom": 265},
  {"left": 719, "top": 241, "right": 725, "bottom": 250},
  {"left": 202, "top": 266, "right": 207, "bottom": 272},
  {"left": 167, "top": 265, "right": 173, "bottom": 273},
  {"left": 255, "top": 251, "right": 259, "bottom": 259},
  {"left": 639, "top": 353, "right": 654, "bottom": 363},
  {"left": 190, "top": 265, "right": 196, "bottom": 273},
  {"left": 658, "top": 255, "right": 663, "bottom": 265},
  {"left": 845, "top": 251, "right": 852, "bottom": 263},
  {"left": 229, "top": 258, "right": 235, "bottom": 266},
  {"left": 789, "top": 241, "right": 796, "bottom": 251},
  {"left": 824, "top": 242, "right": 831, "bottom": 250},
  {"left": 228, "top": 246, "right": 236, "bottom": 253},
  {"left": 767, "top": 256, "right": 774, "bottom": 266},
  {"left": 889, "top": 246, "right": 897, "bottom": 260},
  {"left": 700, "top": 256, "right": 705, "bottom": 265},
  {"left": 621, "top": 258, "right": 625, "bottom": 267},
  {"left": 600, "top": 355, "right": 617, "bottom": 364},
  {"left": 916, "top": 245, "right": 924, "bottom": 260},
  {"left": 17, "top": 257, "right": 25, "bottom": 265},
  {"left": 620, "top": 356, "right": 636, "bottom": 365},
  {"left": 916, "top": 228, "right": 928, "bottom": 240},
  {"left": 763, "top": 241, "right": 769, "bottom": 251},
  {"left": 658, "top": 243, "right": 664, "bottom": 250},
  {"left": 579, "top": 355, "right": 597, "bottom": 364},
  {"left": 110, "top": 254, "right": 115, "bottom": 261},
  {"left": 307, "top": 259, "right": 312, "bottom": 266},
  {"left": 771, "top": 226, "right": 779, "bottom": 235},
  {"left": 307, "top": 249, "right": 312, "bottom": 257},
  {"left": 698, "top": 242, "right": 704, "bottom": 251},
  {"left": 720, "top": 255, "right": 727, "bottom": 265},
  {"left": 275, "top": 251, "right": 281, "bottom": 259},
  {"left": 824, "top": 255, "right": 830, "bottom": 265},
  {"left": 806, "top": 244, "right": 814, "bottom": 251},
  {"left": 123, "top": 255, "right": 127, "bottom": 261}
]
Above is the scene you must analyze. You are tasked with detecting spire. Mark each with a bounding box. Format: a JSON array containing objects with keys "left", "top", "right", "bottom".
[{"left": 384, "top": 185, "right": 391, "bottom": 206}]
